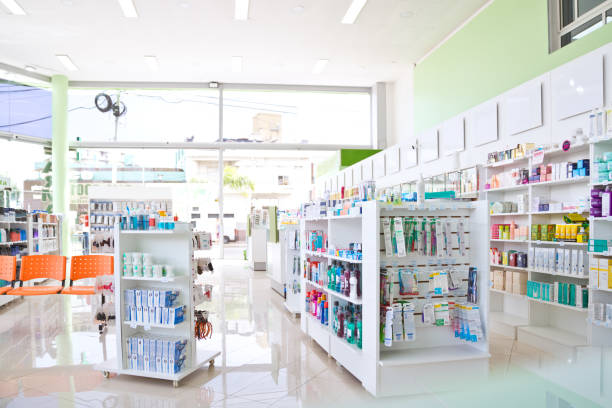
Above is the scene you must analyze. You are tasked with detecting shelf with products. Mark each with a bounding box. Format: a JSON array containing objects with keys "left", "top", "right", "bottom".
[
  {"left": 490, "top": 288, "right": 526, "bottom": 299},
  {"left": 485, "top": 143, "right": 592, "bottom": 351},
  {"left": 489, "top": 239, "right": 528, "bottom": 243},
  {"left": 489, "top": 264, "right": 527, "bottom": 271},
  {"left": 489, "top": 212, "right": 528, "bottom": 217},
  {"left": 527, "top": 298, "right": 588, "bottom": 312},
  {"left": 94, "top": 222, "right": 219, "bottom": 386},
  {"left": 300, "top": 199, "right": 489, "bottom": 397}
]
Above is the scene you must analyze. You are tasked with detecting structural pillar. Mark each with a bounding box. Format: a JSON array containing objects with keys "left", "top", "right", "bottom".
[{"left": 52, "top": 75, "right": 70, "bottom": 256}]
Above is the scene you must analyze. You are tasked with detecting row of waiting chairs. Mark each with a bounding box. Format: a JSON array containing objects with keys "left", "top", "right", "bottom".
[{"left": 0, "top": 255, "right": 113, "bottom": 296}]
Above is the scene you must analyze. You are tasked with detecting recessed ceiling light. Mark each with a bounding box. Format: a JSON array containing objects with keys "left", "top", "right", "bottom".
[
  {"left": 117, "top": 0, "right": 138, "bottom": 18},
  {"left": 179, "top": 1, "right": 189, "bottom": 8},
  {"left": 312, "top": 59, "right": 328, "bottom": 74},
  {"left": 341, "top": 0, "right": 367, "bottom": 24},
  {"left": 56, "top": 55, "right": 78, "bottom": 71},
  {"left": 144, "top": 56, "right": 159, "bottom": 71},
  {"left": 24, "top": 65, "right": 36, "bottom": 72},
  {"left": 0, "top": 0, "right": 26, "bottom": 15},
  {"left": 232, "top": 56, "right": 243, "bottom": 73},
  {"left": 292, "top": 5, "right": 304, "bottom": 13},
  {"left": 234, "top": 0, "right": 249, "bottom": 20}
]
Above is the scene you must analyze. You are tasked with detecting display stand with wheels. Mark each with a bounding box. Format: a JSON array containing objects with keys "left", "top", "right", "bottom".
[{"left": 94, "top": 222, "right": 220, "bottom": 387}]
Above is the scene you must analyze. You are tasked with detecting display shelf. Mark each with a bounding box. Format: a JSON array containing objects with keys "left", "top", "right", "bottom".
[
  {"left": 589, "top": 286, "right": 612, "bottom": 292},
  {"left": 490, "top": 212, "right": 528, "bottom": 217},
  {"left": 305, "top": 279, "right": 327, "bottom": 292},
  {"left": 94, "top": 349, "right": 220, "bottom": 383},
  {"left": 529, "top": 270, "right": 588, "bottom": 279},
  {"left": 96, "top": 222, "right": 219, "bottom": 386},
  {"left": 304, "top": 250, "right": 362, "bottom": 264},
  {"left": 0, "top": 220, "right": 27, "bottom": 224},
  {"left": 0, "top": 240, "right": 27, "bottom": 246},
  {"left": 531, "top": 210, "right": 588, "bottom": 215},
  {"left": 517, "top": 325, "right": 587, "bottom": 347},
  {"left": 529, "top": 241, "right": 587, "bottom": 247},
  {"left": 489, "top": 264, "right": 527, "bottom": 271},
  {"left": 485, "top": 184, "right": 528, "bottom": 193},
  {"left": 591, "top": 180, "right": 612, "bottom": 187},
  {"left": 328, "top": 213, "right": 362, "bottom": 220},
  {"left": 379, "top": 345, "right": 489, "bottom": 367},
  {"left": 123, "top": 320, "right": 187, "bottom": 329},
  {"left": 490, "top": 288, "right": 526, "bottom": 298},
  {"left": 529, "top": 177, "right": 588, "bottom": 188},
  {"left": 489, "top": 239, "right": 528, "bottom": 243},
  {"left": 40, "top": 236, "right": 56, "bottom": 240},
  {"left": 328, "top": 290, "right": 362, "bottom": 305},
  {"left": 489, "top": 312, "right": 528, "bottom": 328},
  {"left": 484, "top": 156, "right": 529, "bottom": 168},
  {"left": 589, "top": 216, "right": 612, "bottom": 222},
  {"left": 527, "top": 297, "right": 588, "bottom": 312},
  {"left": 120, "top": 230, "right": 177, "bottom": 235},
  {"left": 122, "top": 275, "right": 186, "bottom": 283},
  {"left": 589, "top": 319, "right": 612, "bottom": 329}
]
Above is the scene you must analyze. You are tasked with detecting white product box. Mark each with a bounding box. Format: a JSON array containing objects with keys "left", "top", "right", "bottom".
[
  {"left": 162, "top": 340, "right": 170, "bottom": 373},
  {"left": 590, "top": 258, "right": 600, "bottom": 285},
  {"left": 143, "top": 306, "right": 149, "bottom": 325},
  {"left": 155, "top": 339, "right": 163, "bottom": 372},
  {"left": 149, "top": 307, "right": 156, "bottom": 324},
  {"left": 571, "top": 250, "right": 578, "bottom": 275},
  {"left": 548, "top": 248, "right": 555, "bottom": 273},
  {"left": 564, "top": 249, "right": 571, "bottom": 275},
  {"left": 135, "top": 290, "right": 142, "bottom": 307},
  {"left": 578, "top": 251, "right": 585, "bottom": 276},
  {"left": 162, "top": 307, "right": 169, "bottom": 326},
  {"left": 603, "top": 192, "right": 611, "bottom": 217},
  {"left": 599, "top": 267, "right": 609, "bottom": 289},
  {"left": 155, "top": 307, "right": 162, "bottom": 325},
  {"left": 576, "top": 285, "right": 583, "bottom": 308},
  {"left": 528, "top": 247, "right": 535, "bottom": 269},
  {"left": 147, "top": 290, "right": 155, "bottom": 307},
  {"left": 136, "top": 305, "right": 143, "bottom": 323},
  {"left": 153, "top": 289, "right": 160, "bottom": 307},
  {"left": 137, "top": 336, "right": 144, "bottom": 356},
  {"left": 556, "top": 248, "right": 563, "bottom": 273}
]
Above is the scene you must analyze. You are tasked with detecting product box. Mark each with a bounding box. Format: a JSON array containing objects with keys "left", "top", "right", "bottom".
[
  {"left": 155, "top": 306, "right": 162, "bottom": 325},
  {"left": 149, "top": 339, "right": 156, "bottom": 373},
  {"left": 494, "top": 270, "right": 504, "bottom": 290},
  {"left": 136, "top": 305, "right": 143, "bottom": 323},
  {"left": 135, "top": 289, "right": 142, "bottom": 307},
  {"left": 578, "top": 251, "right": 585, "bottom": 276},
  {"left": 564, "top": 249, "right": 571, "bottom": 275},
  {"left": 147, "top": 290, "right": 155, "bottom": 307},
  {"left": 600, "top": 262, "right": 609, "bottom": 289},
  {"left": 590, "top": 258, "right": 600, "bottom": 285},
  {"left": 571, "top": 249, "right": 578, "bottom": 275},
  {"left": 548, "top": 248, "right": 555, "bottom": 273},
  {"left": 531, "top": 224, "right": 541, "bottom": 241},
  {"left": 528, "top": 247, "right": 535, "bottom": 269},
  {"left": 162, "top": 340, "right": 170, "bottom": 373},
  {"left": 505, "top": 271, "right": 513, "bottom": 293},
  {"left": 155, "top": 339, "right": 163, "bottom": 372},
  {"left": 143, "top": 337, "right": 150, "bottom": 371},
  {"left": 143, "top": 306, "right": 149, "bottom": 325},
  {"left": 512, "top": 272, "right": 527, "bottom": 295}
]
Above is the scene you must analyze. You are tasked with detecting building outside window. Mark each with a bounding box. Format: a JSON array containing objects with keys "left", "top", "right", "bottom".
[{"left": 549, "top": 0, "right": 612, "bottom": 51}]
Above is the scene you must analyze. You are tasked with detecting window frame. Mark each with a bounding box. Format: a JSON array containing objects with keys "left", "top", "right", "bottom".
[{"left": 550, "top": 0, "right": 612, "bottom": 52}]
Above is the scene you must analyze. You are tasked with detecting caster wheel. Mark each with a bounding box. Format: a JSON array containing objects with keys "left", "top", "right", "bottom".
[
  {"left": 173, "top": 380, "right": 179, "bottom": 388},
  {"left": 103, "top": 371, "right": 110, "bottom": 379},
  {"left": 209, "top": 359, "right": 215, "bottom": 367}
]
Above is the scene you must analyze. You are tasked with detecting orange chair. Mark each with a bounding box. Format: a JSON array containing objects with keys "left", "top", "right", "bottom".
[
  {"left": 0, "top": 256, "right": 17, "bottom": 295},
  {"left": 7, "top": 255, "right": 66, "bottom": 296},
  {"left": 61, "top": 255, "right": 114, "bottom": 295}
]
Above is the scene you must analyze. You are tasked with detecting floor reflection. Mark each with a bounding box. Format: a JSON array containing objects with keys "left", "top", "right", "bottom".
[{"left": 0, "top": 260, "right": 609, "bottom": 407}]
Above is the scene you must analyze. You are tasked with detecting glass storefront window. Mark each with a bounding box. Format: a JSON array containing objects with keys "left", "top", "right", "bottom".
[
  {"left": 68, "top": 89, "right": 219, "bottom": 143},
  {"left": 223, "top": 89, "right": 371, "bottom": 146}
]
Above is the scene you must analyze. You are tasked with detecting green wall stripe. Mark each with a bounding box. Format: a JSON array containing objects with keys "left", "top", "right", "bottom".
[{"left": 414, "top": 0, "right": 612, "bottom": 135}]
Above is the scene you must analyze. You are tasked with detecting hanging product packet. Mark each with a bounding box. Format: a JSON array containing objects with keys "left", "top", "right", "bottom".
[
  {"left": 394, "top": 217, "right": 407, "bottom": 257},
  {"left": 398, "top": 268, "right": 419, "bottom": 296}
]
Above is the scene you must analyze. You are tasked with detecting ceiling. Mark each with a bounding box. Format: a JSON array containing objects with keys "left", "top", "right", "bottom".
[{"left": 0, "top": 0, "right": 489, "bottom": 86}]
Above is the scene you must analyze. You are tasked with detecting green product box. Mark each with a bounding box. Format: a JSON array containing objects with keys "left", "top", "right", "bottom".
[
  {"left": 547, "top": 225, "right": 555, "bottom": 241},
  {"left": 569, "top": 284, "right": 576, "bottom": 306},
  {"left": 582, "top": 288, "right": 589, "bottom": 308},
  {"left": 531, "top": 224, "right": 541, "bottom": 241}
]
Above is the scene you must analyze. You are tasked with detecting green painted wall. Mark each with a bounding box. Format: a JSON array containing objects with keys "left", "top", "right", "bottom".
[
  {"left": 414, "top": 0, "right": 612, "bottom": 135},
  {"left": 316, "top": 149, "right": 380, "bottom": 177}
]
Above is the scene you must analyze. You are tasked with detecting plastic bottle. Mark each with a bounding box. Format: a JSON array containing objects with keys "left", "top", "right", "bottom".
[
  {"left": 335, "top": 265, "right": 341, "bottom": 293},
  {"left": 323, "top": 301, "right": 328, "bottom": 326},
  {"left": 327, "top": 263, "right": 332, "bottom": 289},
  {"left": 356, "top": 314, "right": 362, "bottom": 349},
  {"left": 384, "top": 306, "right": 393, "bottom": 347},
  {"left": 417, "top": 173, "right": 425, "bottom": 205},
  {"left": 347, "top": 318, "right": 355, "bottom": 344},
  {"left": 338, "top": 309, "right": 344, "bottom": 338},
  {"left": 349, "top": 270, "right": 357, "bottom": 300}
]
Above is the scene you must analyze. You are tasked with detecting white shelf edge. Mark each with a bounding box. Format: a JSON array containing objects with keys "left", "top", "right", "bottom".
[
  {"left": 527, "top": 298, "right": 588, "bottom": 312},
  {"left": 485, "top": 185, "right": 528, "bottom": 193},
  {"left": 490, "top": 212, "right": 528, "bottom": 217},
  {"left": 529, "top": 270, "right": 588, "bottom": 279},
  {"left": 529, "top": 241, "right": 587, "bottom": 246},
  {"left": 489, "top": 264, "right": 528, "bottom": 271},
  {"left": 489, "top": 239, "right": 528, "bottom": 243},
  {"left": 122, "top": 275, "right": 186, "bottom": 282},
  {"left": 490, "top": 288, "right": 527, "bottom": 299},
  {"left": 530, "top": 210, "right": 588, "bottom": 215},
  {"left": 589, "top": 286, "right": 612, "bottom": 292},
  {"left": 378, "top": 345, "right": 490, "bottom": 367},
  {"left": 304, "top": 250, "right": 362, "bottom": 264},
  {"left": 529, "top": 177, "right": 589, "bottom": 188},
  {"left": 123, "top": 320, "right": 187, "bottom": 330}
]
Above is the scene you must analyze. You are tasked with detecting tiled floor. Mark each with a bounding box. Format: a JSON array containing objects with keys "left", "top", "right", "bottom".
[{"left": 0, "top": 260, "right": 610, "bottom": 407}]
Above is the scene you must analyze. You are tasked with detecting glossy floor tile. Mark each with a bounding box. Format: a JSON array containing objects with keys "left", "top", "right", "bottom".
[{"left": 0, "top": 260, "right": 609, "bottom": 408}]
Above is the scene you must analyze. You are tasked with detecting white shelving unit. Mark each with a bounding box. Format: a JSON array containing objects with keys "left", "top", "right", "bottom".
[
  {"left": 94, "top": 222, "right": 219, "bottom": 387},
  {"left": 300, "top": 200, "right": 489, "bottom": 397},
  {"left": 280, "top": 225, "right": 301, "bottom": 316},
  {"left": 588, "top": 137, "right": 612, "bottom": 346},
  {"left": 28, "top": 214, "right": 61, "bottom": 256},
  {"left": 485, "top": 144, "right": 591, "bottom": 351}
]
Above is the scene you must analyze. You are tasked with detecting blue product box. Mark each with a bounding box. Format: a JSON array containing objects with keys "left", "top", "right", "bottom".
[
  {"left": 135, "top": 290, "right": 142, "bottom": 307},
  {"left": 156, "top": 339, "right": 163, "bottom": 372},
  {"left": 147, "top": 290, "right": 155, "bottom": 307},
  {"left": 153, "top": 289, "right": 160, "bottom": 307},
  {"left": 149, "top": 307, "right": 156, "bottom": 324},
  {"left": 149, "top": 340, "right": 156, "bottom": 373},
  {"left": 162, "top": 340, "right": 170, "bottom": 373},
  {"left": 572, "top": 169, "right": 579, "bottom": 178},
  {"left": 167, "top": 305, "right": 185, "bottom": 326},
  {"left": 159, "top": 290, "right": 179, "bottom": 307},
  {"left": 155, "top": 306, "right": 162, "bottom": 325}
]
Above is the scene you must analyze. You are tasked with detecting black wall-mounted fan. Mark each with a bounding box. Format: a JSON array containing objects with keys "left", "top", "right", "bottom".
[{"left": 95, "top": 93, "right": 127, "bottom": 117}]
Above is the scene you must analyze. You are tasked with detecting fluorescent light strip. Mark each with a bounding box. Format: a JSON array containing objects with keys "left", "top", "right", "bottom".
[
  {"left": 341, "top": 0, "right": 367, "bottom": 24},
  {"left": 232, "top": 56, "right": 243, "bottom": 73},
  {"left": 312, "top": 59, "right": 328, "bottom": 74},
  {"left": 234, "top": 0, "right": 249, "bottom": 20},
  {"left": 117, "top": 0, "right": 138, "bottom": 18},
  {"left": 1, "top": 0, "right": 26, "bottom": 15},
  {"left": 56, "top": 55, "right": 78, "bottom": 71}
]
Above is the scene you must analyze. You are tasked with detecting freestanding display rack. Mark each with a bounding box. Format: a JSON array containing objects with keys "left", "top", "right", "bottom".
[
  {"left": 300, "top": 200, "right": 489, "bottom": 397},
  {"left": 95, "top": 222, "right": 220, "bottom": 387}
]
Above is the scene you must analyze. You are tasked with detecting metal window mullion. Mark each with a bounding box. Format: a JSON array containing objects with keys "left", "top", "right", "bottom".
[{"left": 574, "top": 0, "right": 578, "bottom": 21}]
